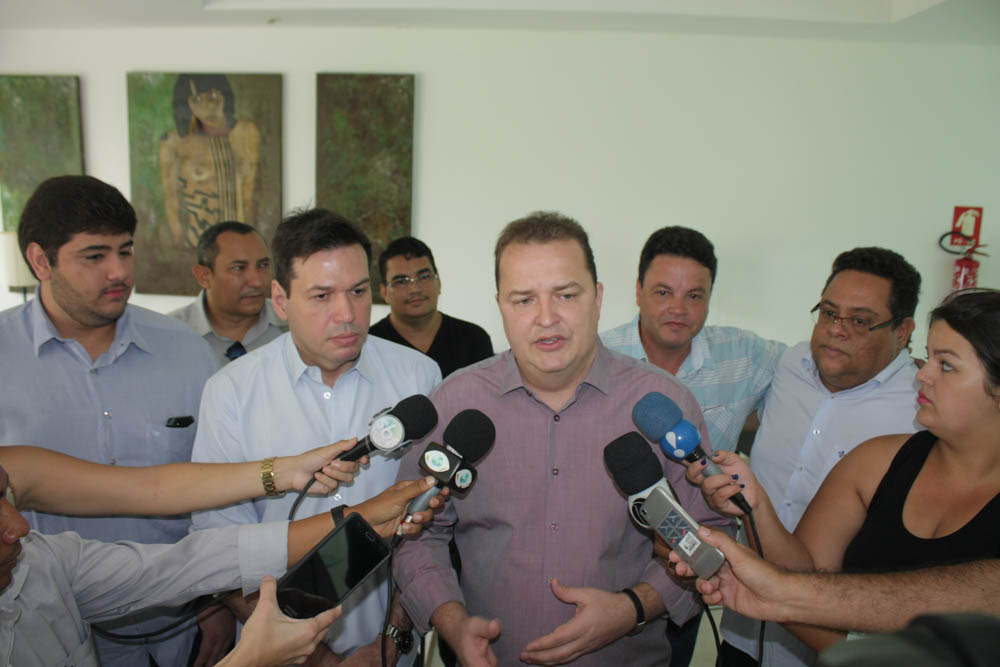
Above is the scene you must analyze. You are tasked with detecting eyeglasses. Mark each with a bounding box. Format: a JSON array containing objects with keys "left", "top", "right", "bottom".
[
  {"left": 810, "top": 303, "right": 900, "bottom": 335},
  {"left": 387, "top": 270, "right": 437, "bottom": 290}
]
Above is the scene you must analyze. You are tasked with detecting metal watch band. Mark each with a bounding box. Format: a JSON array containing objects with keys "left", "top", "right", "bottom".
[
  {"left": 260, "top": 457, "right": 283, "bottom": 497},
  {"left": 385, "top": 623, "right": 413, "bottom": 654}
]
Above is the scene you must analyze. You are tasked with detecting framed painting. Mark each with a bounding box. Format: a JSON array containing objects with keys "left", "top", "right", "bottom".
[
  {"left": 127, "top": 72, "right": 282, "bottom": 295},
  {"left": 316, "top": 73, "right": 414, "bottom": 303},
  {"left": 0, "top": 75, "right": 84, "bottom": 232}
]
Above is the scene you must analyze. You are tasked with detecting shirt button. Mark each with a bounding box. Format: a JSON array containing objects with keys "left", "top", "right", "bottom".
[
  {"left": 812, "top": 429, "right": 821, "bottom": 435},
  {"left": 90, "top": 368, "right": 98, "bottom": 374},
  {"left": 553, "top": 414, "right": 560, "bottom": 422},
  {"left": 323, "top": 391, "right": 332, "bottom": 399},
  {"left": 551, "top": 468, "right": 559, "bottom": 476},
  {"left": 110, "top": 458, "right": 117, "bottom": 465},
  {"left": 103, "top": 411, "right": 112, "bottom": 419},
  {"left": 550, "top": 522, "right": 559, "bottom": 531}
]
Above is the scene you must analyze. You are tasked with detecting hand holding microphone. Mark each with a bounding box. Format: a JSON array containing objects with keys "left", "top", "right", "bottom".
[
  {"left": 632, "top": 392, "right": 753, "bottom": 516},
  {"left": 604, "top": 432, "right": 725, "bottom": 579}
]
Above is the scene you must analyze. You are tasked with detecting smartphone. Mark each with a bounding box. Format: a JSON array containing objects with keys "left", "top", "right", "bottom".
[
  {"left": 276, "top": 513, "right": 390, "bottom": 619},
  {"left": 642, "top": 485, "right": 726, "bottom": 579}
]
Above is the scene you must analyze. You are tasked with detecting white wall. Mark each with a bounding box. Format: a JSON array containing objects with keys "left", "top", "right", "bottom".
[{"left": 1, "top": 23, "right": 997, "bottom": 354}]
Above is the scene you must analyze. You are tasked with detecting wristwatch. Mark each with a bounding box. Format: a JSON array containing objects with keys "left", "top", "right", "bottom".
[
  {"left": 260, "top": 457, "right": 283, "bottom": 497},
  {"left": 620, "top": 587, "right": 646, "bottom": 636},
  {"left": 384, "top": 623, "right": 414, "bottom": 654}
]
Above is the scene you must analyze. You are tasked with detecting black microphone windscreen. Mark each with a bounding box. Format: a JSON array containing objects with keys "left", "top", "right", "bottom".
[
  {"left": 632, "top": 392, "right": 684, "bottom": 442},
  {"left": 604, "top": 431, "right": 664, "bottom": 495},
  {"left": 391, "top": 394, "right": 438, "bottom": 440},
  {"left": 442, "top": 409, "right": 496, "bottom": 462}
]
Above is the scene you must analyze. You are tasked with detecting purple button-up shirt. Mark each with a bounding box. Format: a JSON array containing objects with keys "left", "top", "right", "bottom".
[{"left": 394, "top": 344, "right": 732, "bottom": 666}]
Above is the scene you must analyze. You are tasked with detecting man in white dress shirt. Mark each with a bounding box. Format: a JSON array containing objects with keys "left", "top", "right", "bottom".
[
  {"left": 191, "top": 208, "right": 441, "bottom": 666},
  {"left": 721, "top": 247, "right": 923, "bottom": 667}
]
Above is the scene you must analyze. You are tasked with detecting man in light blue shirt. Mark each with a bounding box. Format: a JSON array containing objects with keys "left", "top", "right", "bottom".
[
  {"left": 601, "top": 226, "right": 786, "bottom": 455},
  {"left": 600, "top": 225, "right": 785, "bottom": 666},
  {"left": 170, "top": 221, "right": 287, "bottom": 366},
  {"left": 191, "top": 208, "right": 441, "bottom": 665},
  {"left": 0, "top": 175, "right": 219, "bottom": 666},
  {"left": 722, "top": 247, "right": 922, "bottom": 667}
]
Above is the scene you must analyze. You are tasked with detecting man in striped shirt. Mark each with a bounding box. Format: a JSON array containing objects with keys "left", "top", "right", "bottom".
[{"left": 600, "top": 225, "right": 785, "bottom": 667}]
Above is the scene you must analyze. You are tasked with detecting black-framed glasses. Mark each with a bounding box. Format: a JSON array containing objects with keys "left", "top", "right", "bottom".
[
  {"left": 810, "top": 303, "right": 900, "bottom": 335},
  {"left": 387, "top": 270, "right": 437, "bottom": 290}
]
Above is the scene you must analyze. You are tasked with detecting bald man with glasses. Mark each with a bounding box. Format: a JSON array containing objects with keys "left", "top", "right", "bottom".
[
  {"left": 370, "top": 236, "right": 493, "bottom": 378},
  {"left": 719, "top": 247, "right": 923, "bottom": 667}
]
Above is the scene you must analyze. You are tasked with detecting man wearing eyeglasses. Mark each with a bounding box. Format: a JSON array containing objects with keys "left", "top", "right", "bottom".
[
  {"left": 370, "top": 236, "right": 493, "bottom": 378},
  {"left": 720, "top": 247, "right": 922, "bottom": 667}
]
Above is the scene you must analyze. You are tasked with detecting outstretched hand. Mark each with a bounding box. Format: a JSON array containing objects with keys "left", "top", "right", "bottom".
[
  {"left": 217, "top": 576, "right": 340, "bottom": 666},
  {"left": 520, "top": 579, "right": 634, "bottom": 665},
  {"left": 278, "top": 439, "right": 369, "bottom": 495},
  {"left": 350, "top": 476, "right": 449, "bottom": 538},
  {"left": 657, "top": 526, "right": 790, "bottom": 623},
  {"left": 685, "top": 451, "right": 760, "bottom": 517}
]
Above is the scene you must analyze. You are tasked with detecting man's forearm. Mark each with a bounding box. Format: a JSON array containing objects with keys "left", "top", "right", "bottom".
[{"left": 778, "top": 560, "right": 1000, "bottom": 633}]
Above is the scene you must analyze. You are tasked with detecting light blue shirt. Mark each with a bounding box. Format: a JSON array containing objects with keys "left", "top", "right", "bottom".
[
  {"left": 191, "top": 332, "right": 440, "bottom": 660},
  {"left": 169, "top": 291, "right": 287, "bottom": 367},
  {"left": 0, "top": 294, "right": 219, "bottom": 665},
  {"left": 0, "top": 522, "right": 286, "bottom": 667},
  {"left": 600, "top": 317, "right": 786, "bottom": 451},
  {"left": 724, "top": 341, "right": 920, "bottom": 667}
]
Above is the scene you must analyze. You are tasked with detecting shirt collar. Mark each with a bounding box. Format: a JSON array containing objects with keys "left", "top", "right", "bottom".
[
  {"left": 27, "top": 292, "right": 150, "bottom": 358},
  {"left": 498, "top": 341, "right": 612, "bottom": 397},
  {"left": 281, "top": 331, "right": 372, "bottom": 386},
  {"left": 184, "top": 291, "right": 215, "bottom": 337},
  {"left": 801, "top": 345, "right": 912, "bottom": 395},
  {"left": 679, "top": 328, "right": 710, "bottom": 376},
  {"left": 189, "top": 292, "right": 281, "bottom": 342}
]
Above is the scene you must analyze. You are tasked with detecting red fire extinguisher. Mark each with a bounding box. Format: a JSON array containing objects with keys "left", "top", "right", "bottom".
[
  {"left": 953, "top": 247, "right": 980, "bottom": 290},
  {"left": 939, "top": 232, "right": 988, "bottom": 292}
]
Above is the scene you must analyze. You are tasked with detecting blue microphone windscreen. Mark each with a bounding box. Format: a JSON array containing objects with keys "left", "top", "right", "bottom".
[
  {"left": 632, "top": 392, "right": 683, "bottom": 442},
  {"left": 604, "top": 431, "right": 663, "bottom": 495}
]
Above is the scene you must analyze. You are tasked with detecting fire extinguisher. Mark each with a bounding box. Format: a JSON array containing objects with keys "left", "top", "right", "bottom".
[{"left": 938, "top": 232, "right": 989, "bottom": 292}]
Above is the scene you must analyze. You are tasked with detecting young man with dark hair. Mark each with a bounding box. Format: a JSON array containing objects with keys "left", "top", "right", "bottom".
[
  {"left": 600, "top": 225, "right": 786, "bottom": 667},
  {"left": 0, "top": 175, "right": 219, "bottom": 667},
  {"left": 721, "top": 247, "right": 923, "bottom": 667},
  {"left": 191, "top": 208, "right": 441, "bottom": 665},
  {"left": 171, "top": 221, "right": 286, "bottom": 365},
  {"left": 394, "top": 212, "right": 731, "bottom": 666},
  {"left": 370, "top": 236, "right": 493, "bottom": 378}
]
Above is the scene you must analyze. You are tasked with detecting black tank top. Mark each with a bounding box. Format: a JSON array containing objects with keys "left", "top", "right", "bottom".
[{"left": 842, "top": 430, "right": 1000, "bottom": 572}]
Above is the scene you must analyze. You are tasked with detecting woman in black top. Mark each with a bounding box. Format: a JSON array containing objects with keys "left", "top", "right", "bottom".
[{"left": 692, "top": 288, "right": 1000, "bottom": 652}]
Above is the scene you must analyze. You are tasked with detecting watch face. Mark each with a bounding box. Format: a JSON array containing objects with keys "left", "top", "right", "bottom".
[{"left": 398, "top": 632, "right": 414, "bottom": 653}]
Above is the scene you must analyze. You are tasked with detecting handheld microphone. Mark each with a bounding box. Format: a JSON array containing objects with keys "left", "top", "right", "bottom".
[
  {"left": 604, "top": 431, "right": 726, "bottom": 579},
  {"left": 403, "top": 409, "right": 496, "bottom": 523},
  {"left": 632, "top": 391, "right": 752, "bottom": 515},
  {"left": 603, "top": 431, "right": 675, "bottom": 529},
  {"left": 339, "top": 394, "right": 438, "bottom": 462}
]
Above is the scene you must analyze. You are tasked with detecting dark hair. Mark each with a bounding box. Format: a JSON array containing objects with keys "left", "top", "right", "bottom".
[
  {"left": 378, "top": 236, "right": 438, "bottom": 284},
  {"left": 637, "top": 226, "right": 717, "bottom": 285},
  {"left": 18, "top": 175, "right": 137, "bottom": 277},
  {"left": 823, "top": 247, "right": 921, "bottom": 322},
  {"left": 494, "top": 211, "right": 596, "bottom": 289},
  {"left": 271, "top": 208, "right": 372, "bottom": 293},
  {"left": 929, "top": 288, "right": 1000, "bottom": 394},
  {"left": 196, "top": 221, "right": 262, "bottom": 269},
  {"left": 172, "top": 73, "right": 236, "bottom": 137}
]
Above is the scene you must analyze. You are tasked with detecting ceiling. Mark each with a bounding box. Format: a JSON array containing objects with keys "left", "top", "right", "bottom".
[{"left": 0, "top": 0, "right": 997, "bottom": 43}]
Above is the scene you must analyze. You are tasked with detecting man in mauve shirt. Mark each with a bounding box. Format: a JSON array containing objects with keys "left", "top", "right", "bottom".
[{"left": 393, "top": 211, "right": 732, "bottom": 666}]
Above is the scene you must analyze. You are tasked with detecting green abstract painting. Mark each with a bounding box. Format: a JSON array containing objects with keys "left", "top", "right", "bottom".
[
  {"left": 0, "top": 75, "right": 84, "bottom": 232},
  {"left": 316, "top": 74, "right": 414, "bottom": 303},
  {"left": 127, "top": 72, "right": 282, "bottom": 296}
]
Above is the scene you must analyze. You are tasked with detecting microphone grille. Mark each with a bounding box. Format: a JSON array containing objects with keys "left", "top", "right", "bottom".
[
  {"left": 632, "top": 392, "right": 683, "bottom": 442},
  {"left": 391, "top": 394, "right": 438, "bottom": 440},
  {"left": 442, "top": 409, "right": 496, "bottom": 463},
  {"left": 604, "top": 431, "right": 663, "bottom": 495}
]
